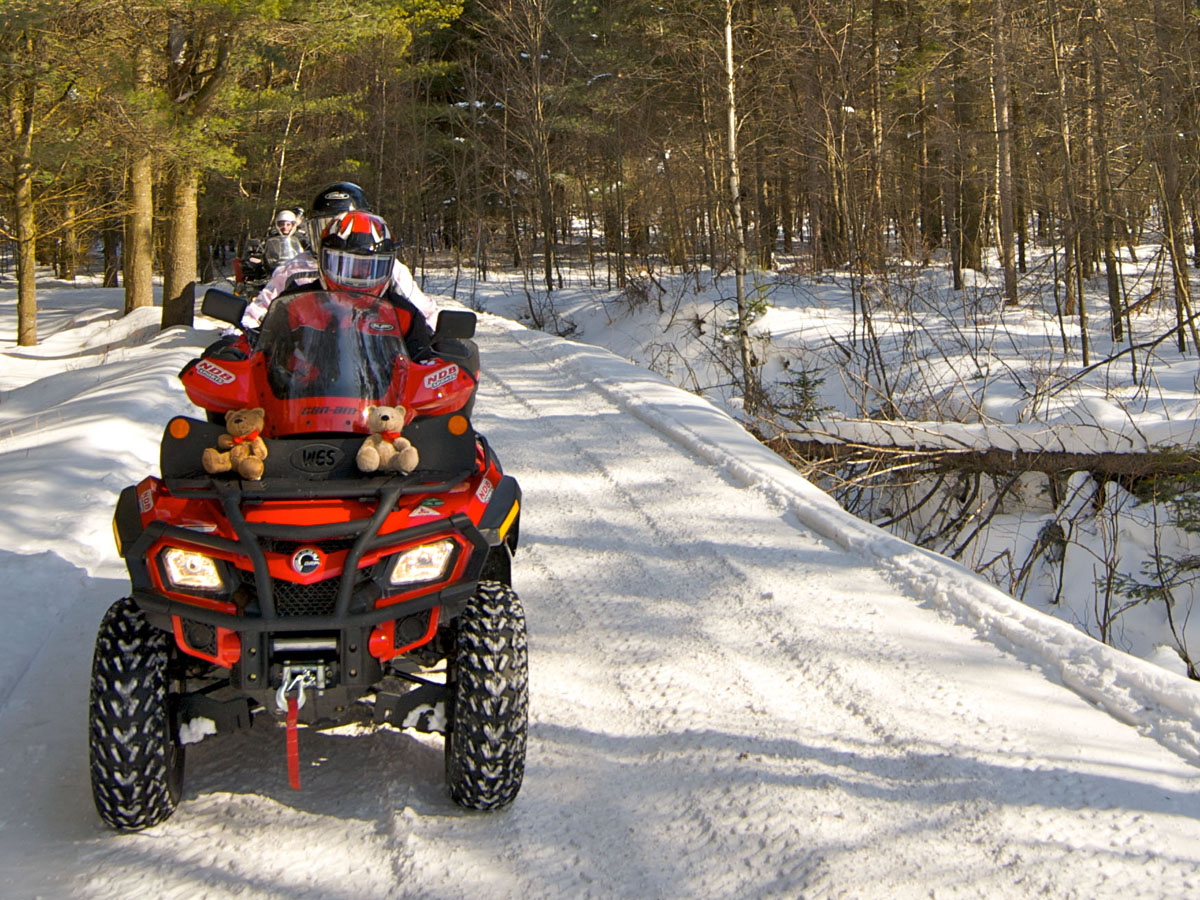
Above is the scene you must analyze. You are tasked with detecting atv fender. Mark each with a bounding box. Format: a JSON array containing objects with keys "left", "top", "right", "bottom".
[
  {"left": 477, "top": 475, "right": 521, "bottom": 585},
  {"left": 113, "top": 485, "right": 145, "bottom": 559}
]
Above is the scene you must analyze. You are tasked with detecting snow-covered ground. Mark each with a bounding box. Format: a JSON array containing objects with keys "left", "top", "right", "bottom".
[
  {"left": 2, "top": 279, "right": 1200, "bottom": 898},
  {"left": 421, "top": 255, "right": 1200, "bottom": 681}
]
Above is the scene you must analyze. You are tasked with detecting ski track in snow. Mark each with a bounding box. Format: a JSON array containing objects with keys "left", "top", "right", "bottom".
[{"left": 0, "top": 310, "right": 1199, "bottom": 898}]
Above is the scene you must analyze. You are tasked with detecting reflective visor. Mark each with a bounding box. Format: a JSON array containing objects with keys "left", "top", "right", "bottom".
[{"left": 320, "top": 247, "right": 392, "bottom": 288}]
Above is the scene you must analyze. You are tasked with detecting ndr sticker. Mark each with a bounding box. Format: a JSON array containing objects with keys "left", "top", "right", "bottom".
[
  {"left": 138, "top": 487, "right": 154, "bottom": 513},
  {"left": 423, "top": 365, "right": 459, "bottom": 390},
  {"left": 195, "top": 360, "right": 236, "bottom": 385},
  {"left": 475, "top": 478, "right": 493, "bottom": 504}
]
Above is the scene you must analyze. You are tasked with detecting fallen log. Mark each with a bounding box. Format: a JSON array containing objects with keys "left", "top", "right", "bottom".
[{"left": 768, "top": 419, "right": 1200, "bottom": 479}]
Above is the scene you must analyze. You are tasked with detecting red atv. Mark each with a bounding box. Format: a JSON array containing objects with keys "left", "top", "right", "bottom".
[{"left": 89, "top": 287, "right": 526, "bottom": 831}]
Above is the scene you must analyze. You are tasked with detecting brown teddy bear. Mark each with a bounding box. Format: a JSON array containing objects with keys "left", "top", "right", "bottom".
[
  {"left": 356, "top": 405, "right": 419, "bottom": 474},
  {"left": 202, "top": 407, "right": 269, "bottom": 480}
]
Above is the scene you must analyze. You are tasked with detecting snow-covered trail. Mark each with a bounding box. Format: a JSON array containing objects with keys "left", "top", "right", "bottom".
[{"left": 1, "top": 310, "right": 1199, "bottom": 899}]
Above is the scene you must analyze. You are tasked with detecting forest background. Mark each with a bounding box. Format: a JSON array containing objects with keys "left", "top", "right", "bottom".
[
  {"left": 10, "top": 0, "right": 1200, "bottom": 677},
  {"left": 9, "top": 0, "right": 1190, "bottom": 350}
]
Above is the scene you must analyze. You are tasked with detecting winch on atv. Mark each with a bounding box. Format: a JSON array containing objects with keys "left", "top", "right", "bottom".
[{"left": 88, "top": 286, "right": 527, "bottom": 831}]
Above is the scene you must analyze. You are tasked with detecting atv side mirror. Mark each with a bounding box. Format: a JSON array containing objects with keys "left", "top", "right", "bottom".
[
  {"left": 433, "top": 310, "right": 476, "bottom": 341},
  {"left": 202, "top": 288, "right": 248, "bottom": 327}
]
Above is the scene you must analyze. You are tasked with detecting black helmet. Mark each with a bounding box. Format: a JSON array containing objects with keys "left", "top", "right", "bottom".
[
  {"left": 311, "top": 182, "right": 370, "bottom": 215},
  {"left": 308, "top": 182, "right": 371, "bottom": 248}
]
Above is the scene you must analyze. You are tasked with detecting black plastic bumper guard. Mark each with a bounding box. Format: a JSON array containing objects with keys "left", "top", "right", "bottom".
[{"left": 123, "top": 472, "right": 512, "bottom": 706}]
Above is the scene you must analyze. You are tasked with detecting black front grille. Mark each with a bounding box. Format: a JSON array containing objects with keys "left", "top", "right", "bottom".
[
  {"left": 272, "top": 579, "right": 339, "bottom": 616},
  {"left": 237, "top": 564, "right": 375, "bottom": 618}
]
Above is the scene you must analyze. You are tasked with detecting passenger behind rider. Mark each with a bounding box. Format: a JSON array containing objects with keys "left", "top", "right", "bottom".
[
  {"left": 241, "top": 181, "right": 436, "bottom": 331},
  {"left": 272, "top": 208, "right": 302, "bottom": 241}
]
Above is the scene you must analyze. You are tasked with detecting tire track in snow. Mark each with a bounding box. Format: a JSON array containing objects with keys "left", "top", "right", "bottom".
[
  {"left": 482, "top": 326, "right": 1038, "bottom": 896},
  {"left": 480, "top": 347, "right": 845, "bottom": 897}
]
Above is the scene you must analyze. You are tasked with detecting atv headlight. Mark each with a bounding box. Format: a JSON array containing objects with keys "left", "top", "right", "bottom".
[
  {"left": 388, "top": 540, "right": 456, "bottom": 587},
  {"left": 162, "top": 547, "right": 226, "bottom": 591}
]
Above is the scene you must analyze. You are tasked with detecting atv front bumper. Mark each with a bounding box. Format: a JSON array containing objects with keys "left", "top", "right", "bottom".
[{"left": 116, "top": 468, "right": 520, "bottom": 703}]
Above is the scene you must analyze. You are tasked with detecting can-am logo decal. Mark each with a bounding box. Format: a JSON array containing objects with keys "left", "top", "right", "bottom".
[
  {"left": 289, "top": 443, "right": 343, "bottom": 473},
  {"left": 367, "top": 320, "right": 395, "bottom": 332},
  {"left": 475, "top": 478, "right": 493, "bottom": 504},
  {"left": 291, "top": 548, "right": 322, "bottom": 575},
  {"left": 423, "top": 365, "right": 459, "bottom": 390},
  {"left": 409, "top": 498, "right": 444, "bottom": 518},
  {"left": 195, "top": 360, "right": 235, "bottom": 385}
]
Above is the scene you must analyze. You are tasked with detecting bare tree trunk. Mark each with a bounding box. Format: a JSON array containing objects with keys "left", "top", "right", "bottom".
[
  {"left": 951, "top": 2, "right": 983, "bottom": 272},
  {"left": 1090, "top": 0, "right": 1122, "bottom": 340},
  {"left": 61, "top": 197, "right": 78, "bottom": 280},
  {"left": 1151, "top": 0, "right": 1195, "bottom": 354},
  {"left": 539, "top": 163, "right": 555, "bottom": 294},
  {"left": 161, "top": 164, "right": 198, "bottom": 328},
  {"left": 124, "top": 150, "right": 154, "bottom": 313},
  {"left": 918, "top": 79, "right": 940, "bottom": 261},
  {"left": 1048, "top": 1, "right": 1087, "bottom": 362},
  {"left": 780, "top": 162, "right": 794, "bottom": 254},
  {"left": 725, "top": 0, "right": 757, "bottom": 414},
  {"left": 613, "top": 116, "right": 627, "bottom": 288},
  {"left": 992, "top": 0, "right": 1018, "bottom": 305},
  {"left": 867, "top": 0, "right": 885, "bottom": 270},
  {"left": 124, "top": 47, "right": 153, "bottom": 315},
  {"left": 1011, "top": 86, "right": 1029, "bottom": 273},
  {"left": 272, "top": 52, "right": 307, "bottom": 218},
  {"left": 805, "top": 87, "right": 828, "bottom": 269},
  {"left": 158, "top": 13, "right": 229, "bottom": 322},
  {"left": 13, "top": 151, "right": 36, "bottom": 346},
  {"left": 936, "top": 65, "right": 963, "bottom": 291},
  {"left": 103, "top": 214, "right": 120, "bottom": 288},
  {"left": 6, "top": 28, "right": 37, "bottom": 345},
  {"left": 660, "top": 141, "right": 688, "bottom": 268},
  {"left": 698, "top": 82, "right": 720, "bottom": 270},
  {"left": 699, "top": 81, "right": 720, "bottom": 271}
]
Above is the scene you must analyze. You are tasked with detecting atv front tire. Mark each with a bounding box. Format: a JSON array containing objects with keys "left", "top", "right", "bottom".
[
  {"left": 89, "top": 598, "right": 185, "bottom": 831},
  {"left": 445, "top": 581, "right": 528, "bottom": 810}
]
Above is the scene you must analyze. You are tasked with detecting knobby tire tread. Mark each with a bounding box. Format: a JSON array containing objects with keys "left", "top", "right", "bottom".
[
  {"left": 445, "top": 581, "right": 529, "bottom": 810},
  {"left": 88, "top": 597, "right": 184, "bottom": 831}
]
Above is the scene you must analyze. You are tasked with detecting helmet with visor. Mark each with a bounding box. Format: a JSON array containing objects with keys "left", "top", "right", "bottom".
[{"left": 318, "top": 210, "right": 395, "bottom": 295}]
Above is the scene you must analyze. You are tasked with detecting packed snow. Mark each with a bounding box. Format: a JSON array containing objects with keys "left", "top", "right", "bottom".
[
  {"left": 2, "top": 277, "right": 1200, "bottom": 898},
  {"left": 425, "top": 256, "right": 1200, "bottom": 681}
]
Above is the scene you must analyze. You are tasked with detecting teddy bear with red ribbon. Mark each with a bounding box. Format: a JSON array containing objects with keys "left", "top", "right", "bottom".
[
  {"left": 202, "top": 407, "right": 269, "bottom": 480},
  {"left": 356, "top": 405, "right": 419, "bottom": 474}
]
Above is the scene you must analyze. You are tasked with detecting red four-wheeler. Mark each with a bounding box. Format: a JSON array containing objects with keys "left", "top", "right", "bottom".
[{"left": 89, "top": 287, "right": 526, "bottom": 831}]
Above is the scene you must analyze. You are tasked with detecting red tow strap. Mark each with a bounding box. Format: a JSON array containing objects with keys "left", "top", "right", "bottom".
[{"left": 286, "top": 696, "right": 301, "bottom": 790}]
